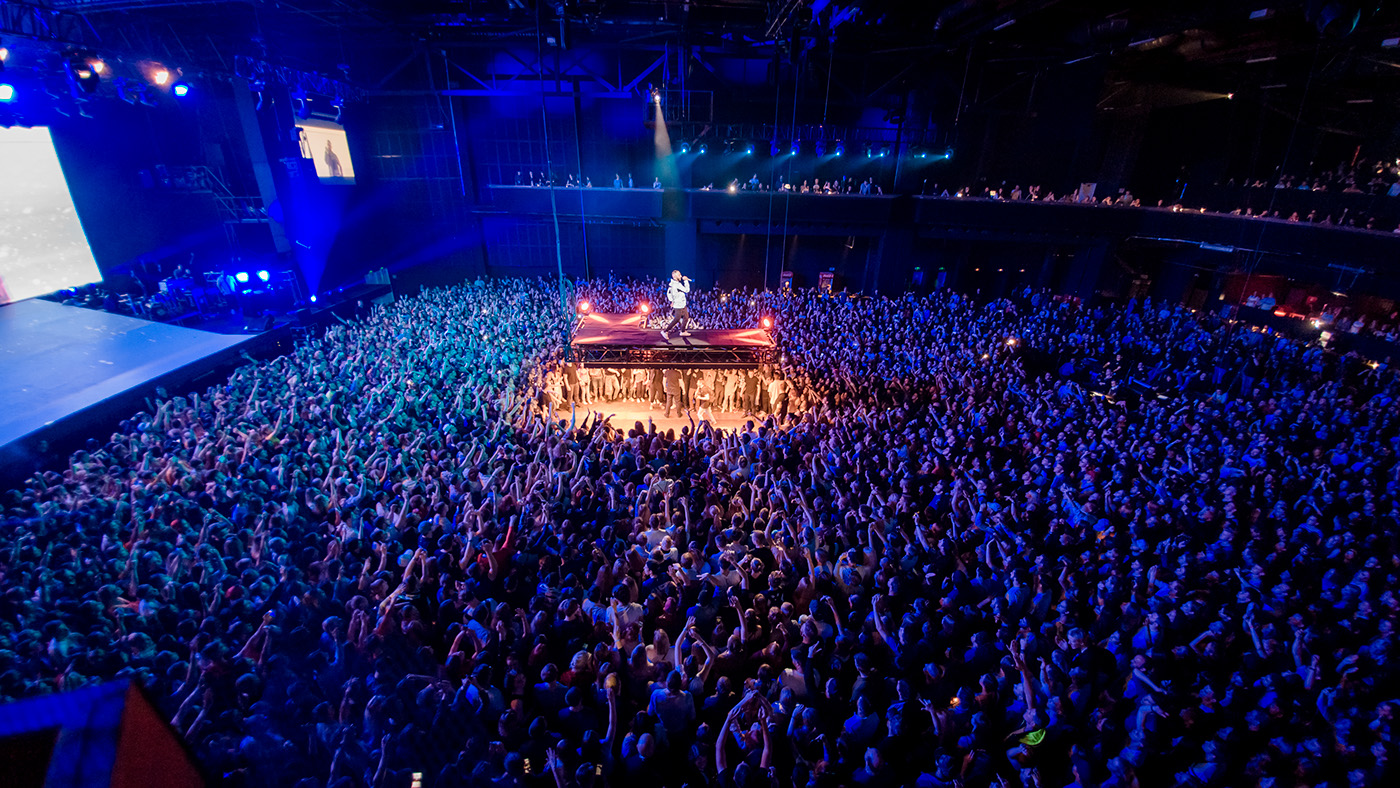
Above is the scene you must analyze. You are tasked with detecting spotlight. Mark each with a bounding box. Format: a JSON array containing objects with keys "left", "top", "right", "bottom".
[
  {"left": 879, "top": 147, "right": 888, "bottom": 157},
  {"left": 697, "top": 142, "right": 707, "bottom": 154},
  {"left": 639, "top": 302, "right": 651, "bottom": 315},
  {"left": 310, "top": 295, "right": 318, "bottom": 303},
  {"left": 578, "top": 300, "right": 591, "bottom": 314},
  {"left": 790, "top": 140, "right": 800, "bottom": 156},
  {"left": 256, "top": 270, "right": 270, "bottom": 282},
  {"left": 172, "top": 82, "right": 190, "bottom": 97},
  {"left": 770, "top": 139, "right": 781, "bottom": 157},
  {"left": 835, "top": 141, "right": 844, "bottom": 156},
  {"left": 152, "top": 68, "right": 170, "bottom": 86},
  {"left": 69, "top": 53, "right": 101, "bottom": 94},
  {"left": 945, "top": 148, "right": 954, "bottom": 160},
  {"left": 235, "top": 272, "right": 250, "bottom": 283},
  {"left": 0, "top": 83, "right": 14, "bottom": 103},
  {"left": 745, "top": 144, "right": 754, "bottom": 155},
  {"left": 865, "top": 145, "right": 874, "bottom": 158},
  {"left": 0, "top": 46, "right": 8, "bottom": 67},
  {"left": 815, "top": 140, "right": 826, "bottom": 157},
  {"left": 92, "top": 61, "right": 105, "bottom": 75},
  {"left": 760, "top": 316, "right": 774, "bottom": 330},
  {"left": 679, "top": 141, "right": 690, "bottom": 154}
]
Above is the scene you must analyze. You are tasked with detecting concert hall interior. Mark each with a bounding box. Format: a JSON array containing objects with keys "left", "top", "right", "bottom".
[{"left": 5, "top": 3, "right": 1400, "bottom": 788}]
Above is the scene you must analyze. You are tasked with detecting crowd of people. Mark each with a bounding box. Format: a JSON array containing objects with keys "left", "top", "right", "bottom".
[
  {"left": 2, "top": 273, "right": 1399, "bottom": 788},
  {"left": 509, "top": 170, "right": 890, "bottom": 196}
]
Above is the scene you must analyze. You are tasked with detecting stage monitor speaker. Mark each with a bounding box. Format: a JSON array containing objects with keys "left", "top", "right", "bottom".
[{"left": 0, "top": 680, "right": 205, "bottom": 788}]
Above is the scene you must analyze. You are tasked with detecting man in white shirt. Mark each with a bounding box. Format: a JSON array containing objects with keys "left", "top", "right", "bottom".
[{"left": 660, "top": 270, "right": 693, "bottom": 340}]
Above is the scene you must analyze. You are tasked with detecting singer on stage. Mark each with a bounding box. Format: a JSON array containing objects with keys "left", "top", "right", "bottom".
[{"left": 659, "top": 269, "right": 694, "bottom": 339}]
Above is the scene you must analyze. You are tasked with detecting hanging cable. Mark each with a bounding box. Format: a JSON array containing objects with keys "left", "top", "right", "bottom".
[
  {"left": 762, "top": 52, "right": 784, "bottom": 292},
  {"left": 1237, "top": 43, "right": 1320, "bottom": 309},
  {"left": 777, "top": 44, "right": 801, "bottom": 287},
  {"left": 534, "top": 5, "right": 572, "bottom": 352}
]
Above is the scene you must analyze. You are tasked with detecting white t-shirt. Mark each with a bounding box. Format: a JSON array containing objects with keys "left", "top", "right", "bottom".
[{"left": 667, "top": 278, "right": 690, "bottom": 308}]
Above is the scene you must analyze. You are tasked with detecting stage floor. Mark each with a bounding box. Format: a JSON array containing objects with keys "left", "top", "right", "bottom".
[
  {"left": 558, "top": 400, "right": 759, "bottom": 433},
  {"left": 0, "top": 300, "right": 254, "bottom": 452},
  {"left": 573, "top": 312, "right": 773, "bottom": 348}
]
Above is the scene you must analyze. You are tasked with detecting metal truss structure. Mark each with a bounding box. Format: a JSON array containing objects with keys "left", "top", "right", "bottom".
[
  {"left": 0, "top": 0, "right": 100, "bottom": 47},
  {"left": 235, "top": 54, "right": 365, "bottom": 104},
  {"left": 570, "top": 341, "right": 776, "bottom": 369}
]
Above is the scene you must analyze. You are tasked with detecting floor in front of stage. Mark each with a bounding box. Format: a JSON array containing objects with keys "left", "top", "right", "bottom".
[
  {"left": 0, "top": 299, "right": 256, "bottom": 454},
  {"left": 555, "top": 399, "right": 762, "bottom": 434},
  {"left": 573, "top": 312, "right": 773, "bottom": 348}
]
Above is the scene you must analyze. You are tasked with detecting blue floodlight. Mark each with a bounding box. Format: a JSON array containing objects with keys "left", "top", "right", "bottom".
[
  {"left": 172, "top": 82, "right": 190, "bottom": 97},
  {"left": 235, "top": 272, "right": 250, "bottom": 283},
  {"left": 678, "top": 141, "right": 690, "bottom": 154},
  {"left": 310, "top": 295, "right": 318, "bottom": 303},
  {"left": 790, "top": 141, "right": 800, "bottom": 156},
  {"left": 745, "top": 144, "right": 754, "bottom": 155},
  {"left": 697, "top": 142, "right": 707, "bottom": 154},
  {"left": 835, "top": 140, "right": 844, "bottom": 157},
  {"left": 256, "top": 270, "right": 270, "bottom": 282},
  {"left": 0, "top": 84, "right": 14, "bottom": 103}
]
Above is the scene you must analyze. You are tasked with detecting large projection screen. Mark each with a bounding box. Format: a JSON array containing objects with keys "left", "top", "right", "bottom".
[
  {"left": 0, "top": 127, "right": 103, "bottom": 305},
  {"left": 295, "top": 118, "right": 356, "bottom": 185}
]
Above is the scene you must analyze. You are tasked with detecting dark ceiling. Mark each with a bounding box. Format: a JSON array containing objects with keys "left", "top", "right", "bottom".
[{"left": 13, "top": 1, "right": 1400, "bottom": 136}]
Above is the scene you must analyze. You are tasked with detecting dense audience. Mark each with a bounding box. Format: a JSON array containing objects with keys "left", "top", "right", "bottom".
[{"left": 2, "top": 274, "right": 1399, "bottom": 788}]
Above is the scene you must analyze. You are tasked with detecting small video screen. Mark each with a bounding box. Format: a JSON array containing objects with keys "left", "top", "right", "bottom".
[{"left": 295, "top": 118, "right": 356, "bottom": 185}]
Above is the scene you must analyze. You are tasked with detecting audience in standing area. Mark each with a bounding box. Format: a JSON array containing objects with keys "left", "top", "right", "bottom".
[{"left": 2, "top": 273, "right": 1399, "bottom": 788}]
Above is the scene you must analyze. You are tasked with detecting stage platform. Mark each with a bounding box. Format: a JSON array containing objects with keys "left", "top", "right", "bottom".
[
  {"left": 0, "top": 299, "right": 260, "bottom": 483},
  {"left": 570, "top": 312, "right": 777, "bottom": 368}
]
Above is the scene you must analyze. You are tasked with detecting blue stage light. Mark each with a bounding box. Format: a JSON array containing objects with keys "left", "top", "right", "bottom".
[
  {"left": 770, "top": 140, "right": 781, "bottom": 157},
  {"left": 790, "top": 141, "right": 800, "bottom": 156},
  {"left": 835, "top": 140, "right": 844, "bottom": 157},
  {"left": 235, "top": 272, "right": 249, "bottom": 283},
  {"left": 679, "top": 142, "right": 690, "bottom": 154},
  {"left": 697, "top": 142, "right": 707, "bottom": 154},
  {"left": 172, "top": 82, "right": 190, "bottom": 97},
  {"left": 745, "top": 144, "right": 754, "bottom": 155},
  {"left": 257, "top": 270, "right": 270, "bottom": 282},
  {"left": 0, "top": 84, "right": 14, "bottom": 103},
  {"left": 815, "top": 140, "right": 826, "bottom": 157},
  {"left": 310, "top": 295, "right": 317, "bottom": 303}
]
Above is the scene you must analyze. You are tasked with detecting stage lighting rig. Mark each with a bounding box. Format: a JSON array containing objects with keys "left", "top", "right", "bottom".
[
  {"left": 679, "top": 141, "right": 691, "bottom": 154},
  {"left": 790, "top": 140, "right": 800, "bottom": 156},
  {"left": 834, "top": 140, "right": 844, "bottom": 156},
  {"left": 697, "top": 141, "right": 707, "bottom": 154},
  {"left": 66, "top": 52, "right": 102, "bottom": 95}
]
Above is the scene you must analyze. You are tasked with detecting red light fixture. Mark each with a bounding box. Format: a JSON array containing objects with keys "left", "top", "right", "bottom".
[
  {"left": 639, "top": 302, "right": 651, "bottom": 314},
  {"left": 578, "top": 300, "right": 591, "bottom": 314},
  {"left": 760, "top": 316, "right": 773, "bottom": 329}
]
